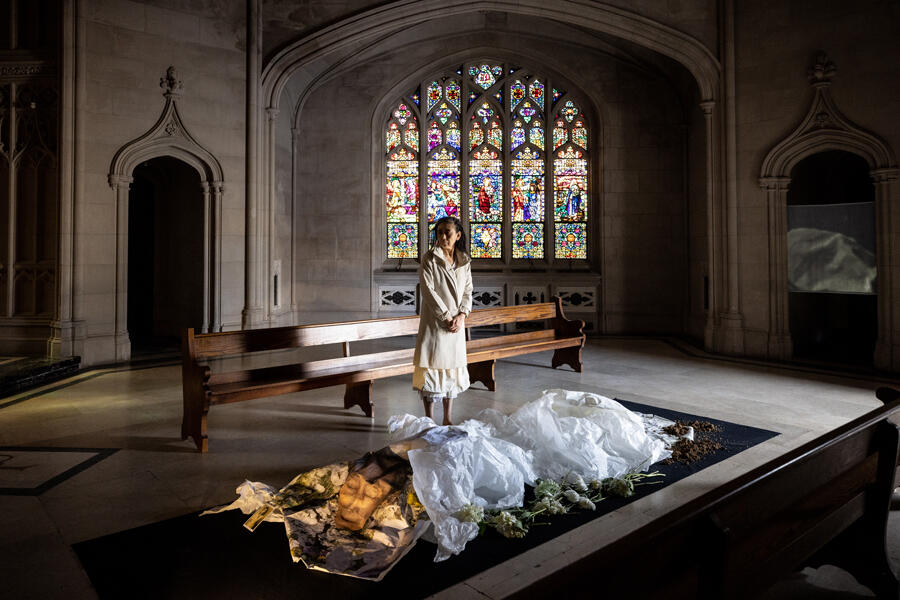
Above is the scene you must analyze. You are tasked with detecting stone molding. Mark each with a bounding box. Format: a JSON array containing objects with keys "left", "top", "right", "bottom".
[
  {"left": 758, "top": 52, "right": 899, "bottom": 368},
  {"left": 101, "top": 67, "right": 228, "bottom": 361}
]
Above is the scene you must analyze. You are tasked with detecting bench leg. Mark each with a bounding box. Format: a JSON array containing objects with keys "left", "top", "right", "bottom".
[
  {"left": 345, "top": 381, "right": 374, "bottom": 418},
  {"left": 552, "top": 346, "right": 583, "bottom": 373},
  {"left": 181, "top": 390, "right": 209, "bottom": 453},
  {"left": 468, "top": 360, "right": 496, "bottom": 391}
]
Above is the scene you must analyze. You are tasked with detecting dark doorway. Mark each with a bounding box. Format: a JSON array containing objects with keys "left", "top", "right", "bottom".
[
  {"left": 787, "top": 150, "right": 876, "bottom": 365},
  {"left": 128, "top": 157, "right": 204, "bottom": 357}
]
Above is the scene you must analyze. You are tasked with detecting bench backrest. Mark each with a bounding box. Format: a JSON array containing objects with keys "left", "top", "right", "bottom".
[
  {"left": 514, "top": 391, "right": 900, "bottom": 599},
  {"left": 185, "top": 301, "right": 562, "bottom": 362}
]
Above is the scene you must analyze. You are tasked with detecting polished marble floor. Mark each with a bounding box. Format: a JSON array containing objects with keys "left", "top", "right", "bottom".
[{"left": 0, "top": 337, "right": 898, "bottom": 599}]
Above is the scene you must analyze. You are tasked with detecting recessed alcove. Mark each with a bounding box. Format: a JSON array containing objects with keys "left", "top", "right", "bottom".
[
  {"left": 127, "top": 157, "right": 204, "bottom": 357},
  {"left": 786, "top": 150, "right": 876, "bottom": 364}
]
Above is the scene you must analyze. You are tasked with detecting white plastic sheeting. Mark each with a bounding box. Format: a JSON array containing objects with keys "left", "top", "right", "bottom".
[{"left": 388, "top": 388, "right": 674, "bottom": 561}]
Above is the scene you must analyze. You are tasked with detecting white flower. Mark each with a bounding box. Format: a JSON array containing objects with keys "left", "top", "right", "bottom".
[
  {"left": 567, "top": 473, "right": 588, "bottom": 492},
  {"left": 589, "top": 479, "right": 603, "bottom": 491},
  {"left": 577, "top": 497, "right": 596, "bottom": 510},
  {"left": 454, "top": 503, "right": 484, "bottom": 523},
  {"left": 604, "top": 477, "right": 634, "bottom": 498},
  {"left": 535, "top": 479, "right": 561, "bottom": 499},
  {"left": 563, "top": 489, "right": 581, "bottom": 503},
  {"left": 548, "top": 500, "right": 567, "bottom": 515},
  {"left": 492, "top": 510, "right": 527, "bottom": 538}
]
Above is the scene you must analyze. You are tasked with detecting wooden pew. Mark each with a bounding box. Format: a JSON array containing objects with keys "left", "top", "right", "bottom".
[
  {"left": 181, "top": 297, "right": 584, "bottom": 452},
  {"left": 510, "top": 388, "right": 900, "bottom": 600}
]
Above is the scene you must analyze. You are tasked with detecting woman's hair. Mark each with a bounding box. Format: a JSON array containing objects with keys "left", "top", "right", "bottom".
[{"left": 431, "top": 216, "right": 467, "bottom": 254}]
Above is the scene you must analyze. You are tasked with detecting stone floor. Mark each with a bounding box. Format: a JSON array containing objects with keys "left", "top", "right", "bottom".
[{"left": 0, "top": 337, "right": 897, "bottom": 599}]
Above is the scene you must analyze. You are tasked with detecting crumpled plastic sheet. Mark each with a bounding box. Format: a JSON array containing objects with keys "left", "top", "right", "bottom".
[{"left": 388, "top": 388, "right": 674, "bottom": 562}]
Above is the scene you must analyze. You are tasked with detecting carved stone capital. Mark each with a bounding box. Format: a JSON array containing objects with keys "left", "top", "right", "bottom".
[
  {"left": 758, "top": 176, "right": 791, "bottom": 191},
  {"left": 871, "top": 168, "right": 899, "bottom": 183},
  {"left": 699, "top": 100, "right": 715, "bottom": 115},
  {"left": 266, "top": 107, "right": 280, "bottom": 122},
  {"left": 108, "top": 174, "right": 134, "bottom": 190}
]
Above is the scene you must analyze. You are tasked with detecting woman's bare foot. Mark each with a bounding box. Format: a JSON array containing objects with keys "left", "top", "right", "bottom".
[{"left": 422, "top": 397, "right": 435, "bottom": 420}]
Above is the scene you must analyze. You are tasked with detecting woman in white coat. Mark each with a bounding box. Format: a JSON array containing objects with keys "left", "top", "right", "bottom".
[{"left": 413, "top": 216, "right": 473, "bottom": 425}]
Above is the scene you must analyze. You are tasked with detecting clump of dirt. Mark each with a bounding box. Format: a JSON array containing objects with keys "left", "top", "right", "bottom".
[{"left": 661, "top": 420, "right": 724, "bottom": 464}]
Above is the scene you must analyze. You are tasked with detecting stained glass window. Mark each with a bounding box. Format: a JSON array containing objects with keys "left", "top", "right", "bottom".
[
  {"left": 446, "top": 80, "right": 461, "bottom": 112},
  {"left": 384, "top": 64, "right": 590, "bottom": 263},
  {"left": 385, "top": 101, "right": 419, "bottom": 259},
  {"left": 427, "top": 148, "right": 461, "bottom": 223},
  {"left": 553, "top": 96, "right": 589, "bottom": 259}
]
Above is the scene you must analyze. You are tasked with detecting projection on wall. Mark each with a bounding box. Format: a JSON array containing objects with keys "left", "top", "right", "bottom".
[{"left": 787, "top": 202, "right": 876, "bottom": 294}]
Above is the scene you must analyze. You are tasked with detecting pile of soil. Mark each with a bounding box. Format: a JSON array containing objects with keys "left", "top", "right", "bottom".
[{"left": 662, "top": 420, "right": 724, "bottom": 465}]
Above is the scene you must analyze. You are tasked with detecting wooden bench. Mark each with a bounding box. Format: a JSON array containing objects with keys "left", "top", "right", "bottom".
[
  {"left": 181, "top": 297, "right": 584, "bottom": 452},
  {"left": 511, "top": 388, "right": 900, "bottom": 600}
]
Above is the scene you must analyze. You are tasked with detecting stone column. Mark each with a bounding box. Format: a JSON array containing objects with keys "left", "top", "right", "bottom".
[
  {"left": 718, "top": 0, "right": 745, "bottom": 354},
  {"left": 266, "top": 106, "right": 279, "bottom": 322},
  {"left": 872, "top": 168, "right": 898, "bottom": 369},
  {"left": 212, "top": 181, "right": 224, "bottom": 332},
  {"left": 201, "top": 182, "right": 211, "bottom": 334},
  {"left": 109, "top": 174, "right": 132, "bottom": 362},
  {"left": 242, "top": 0, "right": 264, "bottom": 328},
  {"left": 700, "top": 100, "right": 719, "bottom": 350},
  {"left": 759, "top": 176, "right": 792, "bottom": 360},
  {"left": 290, "top": 127, "right": 299, "bottom": 322}
]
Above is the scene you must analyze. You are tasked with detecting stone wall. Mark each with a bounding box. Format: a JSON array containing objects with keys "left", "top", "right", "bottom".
[
  {"left": 75, "top": 0, "right": 246, "bottom": 364},
  {"left": 732, "top": 0, "right": 900, "bottom": 358},
  {"left": 286, "top": 13, "right": 691, "bottom": 332}
]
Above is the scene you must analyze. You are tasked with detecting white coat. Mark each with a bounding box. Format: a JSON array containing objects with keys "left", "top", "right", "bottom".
[{"left": 414, "top": 247, "right": 473, "bottom": 369}]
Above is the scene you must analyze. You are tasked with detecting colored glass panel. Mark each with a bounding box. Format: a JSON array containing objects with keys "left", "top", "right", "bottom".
[
  {"left": 387, "top": 223, "right": 417, "bottom": 258},
  {"left": 511, "top": 154, "right": 544, "bottom": 224},
  {"left": 572, "top": 120, "right": 587, "bottom": 149},
  {"left": 434, "top": 102, "right": 453, "bottom": 125},
  {"left": 468, "top": 91, "right": 479, "bottom": 106},
  {"left": 393, "top": 103, "right": 412, "bottom": 125},
  {"left": 426, "top": 81, "right": 441, "bottom": 112},
  {"left": 385, "top": 160, "right": 419, "bottom": 223},
  {"left": 493, "top": 90, "right": 503, "bottom": 106},
  {"left": 519, "top": 101, "right": 536, "bottom": 123},
  {"left": 529, "top": 123, "right": 544, "bottom": 150},
  {"left": 511, "top": 122, "right": 525, "bottom": 150},
  {"left": 386, "top": 123, "right": 400, "bottom": 153},
  {"left": 553, "top": 121, "right": 567, "bottom": 150},
  {"left": 555, "top": 223, "right": 586, "bottom": 259},
  {"left": 529, "top": 79, "right": 544, "bottom": 108},
  {"left": 476, "top": 102, "right": 494, "bottom": 124},
  {"left": 512, "top": 223, "right": 544, "bottom": 259},
  {"left": 471, "top": 223, "right": 502, "bottom": 258},
  {"left": 446, "top": 122, "right": 461, "bottom": 152},
  {"left": 552, "top": 88, "right": 564, "bottom": 105},
  {"left": 428, "top": 123, "right": 442, "bottom": 151},
  {"left": 488, "top": 121, "right": 502, "bottom": 150},
  {"left": 469, "top": 64, "right": 502, "bottom": 90},
  {"left": 410, "top": 92, "right": 420, "bottom": 107},
  {"left": 469, "top": 158, "right": 502, "bottom": 222},
  {"left": 389, "top": 149, "right": 416, "bottom": 161},
  {"left": 510, "top": 80, "right": 526, "bottom": 110},
  {"left": 554, "top": 156, "right": 587, "bottom": 222},
  {"left": 404, "top": 122, "right": 419, "bottom": 152},
  {"left": 427, "top": 150, "right": 461, "bottom": 223},
  {"left": 469, "top": 122, "right": 484, "bottom": 150},
  {"left": 560, "top": 100, "right": 578, "bottom": 123},
  {"left": 446, "top": 80, "right": 461, "bottom": 112}
]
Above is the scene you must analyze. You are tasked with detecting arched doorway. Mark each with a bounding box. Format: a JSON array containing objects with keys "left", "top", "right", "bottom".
[
  {"left": 787, "top": 150, "right": 876, "bottom": 364},
  {"left": 127, "top": 157, "right": 204, "bottom": 356}
]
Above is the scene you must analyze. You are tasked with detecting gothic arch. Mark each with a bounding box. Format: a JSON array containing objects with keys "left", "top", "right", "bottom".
[
  {"left": 106, "top": 69, "right": 226, "bottom": 358},
  {"left": 759, "top": 54, "right": 900, "bottom": 368}
]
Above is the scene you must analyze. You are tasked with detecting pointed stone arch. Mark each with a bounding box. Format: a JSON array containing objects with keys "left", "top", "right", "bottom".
[
  {"left": 759, "top": 54, "right": 899, "bottom": 368},
  {"left": 107, "top": 68, "right": 225, "bottom": 358}
]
